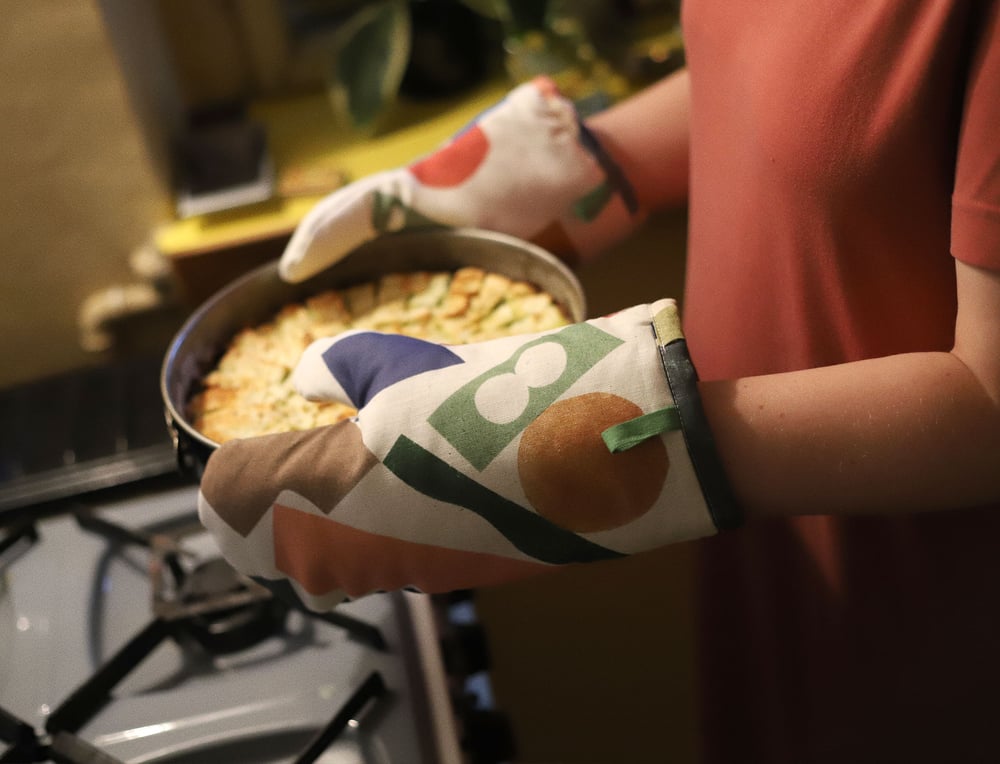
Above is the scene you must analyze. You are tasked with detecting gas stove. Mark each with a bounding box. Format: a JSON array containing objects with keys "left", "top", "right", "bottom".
[
  {"left": 0, "top": 482, "right": 467, "bottom": 763},
  {"left": 0, "top": 358, "right": 510, "bottom": 764}
]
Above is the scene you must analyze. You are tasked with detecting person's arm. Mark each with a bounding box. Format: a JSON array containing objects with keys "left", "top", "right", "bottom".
[
  {"left": 587, "top": 68, "right": 691, "bottom": 213},
  {"left": 701, "top": 259, "right": 1000, "bottom": 517}
]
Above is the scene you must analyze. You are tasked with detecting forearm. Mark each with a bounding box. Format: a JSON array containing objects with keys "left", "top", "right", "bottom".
[
  {"left": 587, "top": 68, "right": 691, "bottom": 212},
  {"left": 701, "top": 350, "right": 1000, "bottom": 518}
]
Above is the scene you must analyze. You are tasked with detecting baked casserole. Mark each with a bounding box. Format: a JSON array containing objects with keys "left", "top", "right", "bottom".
[{"left": 189, "top": 266, "right": 572, "bottom": 443}]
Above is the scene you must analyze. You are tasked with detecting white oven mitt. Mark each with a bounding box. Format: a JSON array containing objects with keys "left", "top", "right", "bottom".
[
  {"left": 279, "top": 76, "right": 642, "bottom": 283},
  {"left": 198, "top": 300, "right": 742, "bottom": 611}
]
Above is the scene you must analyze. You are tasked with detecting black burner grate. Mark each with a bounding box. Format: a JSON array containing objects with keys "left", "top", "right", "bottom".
[
  {"left": 1, "top": 670, "right": 387, "bottom": 764},
  {"left": 1, "top": 508, "right": 392, "bottom": 764}
]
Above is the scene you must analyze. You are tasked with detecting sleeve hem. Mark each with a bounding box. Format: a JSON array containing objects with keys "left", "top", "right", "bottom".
[{"left": 951, "top": 196, "right": 1000, "bottom": 270}]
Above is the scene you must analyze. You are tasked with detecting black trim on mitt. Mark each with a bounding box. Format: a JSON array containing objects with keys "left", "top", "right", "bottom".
[
  {"left": 577, "top": 122, "right": 640, "bottom": 216},
  {"left": 658, "top": 339, "right": 744, "bottom": 531}
]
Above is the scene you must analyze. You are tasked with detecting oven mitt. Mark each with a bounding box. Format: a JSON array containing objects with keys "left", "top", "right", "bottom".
[
  {"left": 279, "top": 76, "right": 641, "bottom": 283},
  {"left": 198, "top": 300, "right": 742, "bottom": 611}
]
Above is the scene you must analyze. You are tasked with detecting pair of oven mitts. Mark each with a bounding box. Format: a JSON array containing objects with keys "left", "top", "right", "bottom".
[{"left": 197, "top": 76, "right": 741, "bottom": 610}]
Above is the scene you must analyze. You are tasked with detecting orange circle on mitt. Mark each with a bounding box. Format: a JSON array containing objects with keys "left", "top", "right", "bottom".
[{"left": 517, "top": 392, "right": 669, "bottom": 533}]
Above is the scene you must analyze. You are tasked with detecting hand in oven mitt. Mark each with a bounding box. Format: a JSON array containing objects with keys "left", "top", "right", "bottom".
[
  {"left": 198, "top": 300, "right": 742, "bottom": 611},
  {"left": 279, "top": 76, "right": 642, "bottom": 283}
]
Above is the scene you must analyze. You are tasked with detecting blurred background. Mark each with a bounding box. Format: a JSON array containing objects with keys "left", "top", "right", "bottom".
[
  {"left": 1, "top": 0, "right": 686, "bottom": 388},
  {"left": 2, "top": 1, "right": 697, "bottom": 761}
]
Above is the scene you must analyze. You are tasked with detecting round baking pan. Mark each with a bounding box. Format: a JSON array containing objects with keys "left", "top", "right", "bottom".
[{"left": 161, "top": 227, "right": 587, "bottom": 476}]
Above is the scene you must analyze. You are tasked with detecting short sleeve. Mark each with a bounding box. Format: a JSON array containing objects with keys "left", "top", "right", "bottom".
[{"left": 951, "top": 1, "right": 1000, "bottom": 269}]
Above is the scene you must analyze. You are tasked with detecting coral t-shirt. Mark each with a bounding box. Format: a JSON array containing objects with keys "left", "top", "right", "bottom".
[{"left": 680, "top": 1, "right": 1000, "bottom": 761}]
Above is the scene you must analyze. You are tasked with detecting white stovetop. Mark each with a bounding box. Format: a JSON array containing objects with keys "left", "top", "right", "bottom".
[{"left": 0, "top": 484, "right": 461, "bottom": 764}]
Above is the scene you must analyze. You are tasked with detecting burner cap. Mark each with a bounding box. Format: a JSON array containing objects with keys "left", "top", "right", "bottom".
[
  {"left": 178, "top": 557, "right": 247, "bottom": 603},
  {"left": 167, "top": 557, "right": 290, "bottom": 654}
]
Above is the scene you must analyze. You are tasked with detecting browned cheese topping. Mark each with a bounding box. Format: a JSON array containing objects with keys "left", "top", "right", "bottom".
[{"left": 189, "top": 267, "right": 571, "bottom": 443}]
